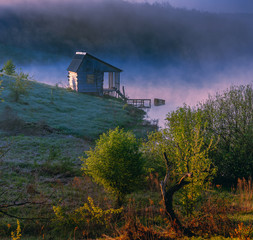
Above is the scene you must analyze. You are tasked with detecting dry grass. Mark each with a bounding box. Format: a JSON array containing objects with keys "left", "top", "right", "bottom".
[{"left": 237, "top": 177, "right": 253, "bottom": 211}]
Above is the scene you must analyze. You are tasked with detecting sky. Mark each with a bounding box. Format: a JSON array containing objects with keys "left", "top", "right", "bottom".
[{"left": 0, "top": 0, "right": 253, "bottom": 13}]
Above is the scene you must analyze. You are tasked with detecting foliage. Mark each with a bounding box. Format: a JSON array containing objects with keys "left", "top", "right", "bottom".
[
  {"left": 143, "top": 105, "right": 216, "bottom": 214},
  {"left": 187, "top": 192, "right": 235, "bottom": 237},
  {"left": 3, "top": 59, "right": 16, "bottom": 75},
  {"left": 199, "top": 85, "right": 253, "bottom": 184},
  {"left": 9, "top": 71, "right": 32, "bottom": 102},
  {"left": 230, "top": 222, "right": 253, "bottom": 240},
  {"left": 53, "top": 196, "right": 122, "bottom": 238},
  {"left": 118, "top": 219, "right": 175, "bottom": 240},
  {"left": 11, "top": 220, "right": 22, "bottom": 240},
  {"left": 0, "top": 79, "right": 3, "bottom": 102},
  {"left": 82, "top": 127, "right": 145, "bottom": 205}
]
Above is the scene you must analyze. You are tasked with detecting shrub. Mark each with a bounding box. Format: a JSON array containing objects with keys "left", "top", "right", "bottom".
[
  {"left": 9, "top": 71, "right": 32, "bottom": 102},
  {"left": 53, "top": 196, "right": 122, "bottom": 238},
  {"left": 82, "top": 127, "right": 144, "bottom": 206},
  {"left": 3, "top": 59, "right": 16, "bottom": 75}
]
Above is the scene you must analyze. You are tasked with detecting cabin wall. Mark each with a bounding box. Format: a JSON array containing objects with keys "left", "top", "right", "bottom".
[
  {"left": 68, "top": 71, "right": 78, "bottom": 91},
  {"left": 77, "top": 68, "right": 104, "bottom": 95}
]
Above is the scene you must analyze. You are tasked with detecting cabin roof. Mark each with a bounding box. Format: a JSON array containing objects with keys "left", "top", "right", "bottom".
[{"left": 67, "top": 52, "right": 122, "bottom": 72}]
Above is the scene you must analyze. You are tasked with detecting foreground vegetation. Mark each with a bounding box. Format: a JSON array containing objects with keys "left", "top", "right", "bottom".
[{"left": 0, "top": 62, "right": 252, "bottom": 239}]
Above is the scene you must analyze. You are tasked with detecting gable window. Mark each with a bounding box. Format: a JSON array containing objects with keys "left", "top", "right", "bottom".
[{"left": 86, "top": 74, "right": 95, "bottom": 84}]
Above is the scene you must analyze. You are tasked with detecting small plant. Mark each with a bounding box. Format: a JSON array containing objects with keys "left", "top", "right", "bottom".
[
  {"left": 9, "top": 71, "right": 32, "bottom": 102},
  {"left": 11, "top": 220, "right": 22, "bottom": 240},
  {"left": 3, "top": 59, "right": 16, "bottom": 75},
  {"left": 53, "top": 196, "right": 122, "bottom": 238},
  {"left": 230, "top": 222, "right": 253, "bottom": 240},
  {"left": 50, "top": 88, "right": 54, "bottom": 103}
]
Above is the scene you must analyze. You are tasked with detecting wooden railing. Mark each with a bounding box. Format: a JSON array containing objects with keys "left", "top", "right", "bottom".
[{"left": 127, "top": 99, "right": 151, "bottom": 108}]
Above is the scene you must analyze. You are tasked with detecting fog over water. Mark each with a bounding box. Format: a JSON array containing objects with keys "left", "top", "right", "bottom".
[{"left": 1, "top": 0, "right": 253, "bottom": 126}]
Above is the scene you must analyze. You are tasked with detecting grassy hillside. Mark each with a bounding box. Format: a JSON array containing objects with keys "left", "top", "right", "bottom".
[{"left": 0, "top": 74, "right": 148, "bottom": 139}]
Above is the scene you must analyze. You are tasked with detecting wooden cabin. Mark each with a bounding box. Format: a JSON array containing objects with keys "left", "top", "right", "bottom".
[{"left": 67, "top": 52, "right": 122, "bottom": 96}]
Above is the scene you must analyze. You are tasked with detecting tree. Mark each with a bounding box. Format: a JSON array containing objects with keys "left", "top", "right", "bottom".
[
  {"left": 199, "top": 85, "right": 253, "bottom": 185},
  {"left": 81, "top": 127, "right": 144, "bottom": 206},
  {"left": 143, "top": 105, "right": 216, "bottom": 216},
  {"left": 3, "top": 59, "right": 16, "bottom": 75},
  {"left": 9, "top": 71, "right": 32, "bottom": 102}
]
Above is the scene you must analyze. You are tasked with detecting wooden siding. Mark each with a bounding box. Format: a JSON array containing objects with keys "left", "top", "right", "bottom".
[
  {"left": 68, "top": 71, "right": 78, "bottom": 91},
  {"left": 77, "top": 70, "right": 104, "bottom": 96}
]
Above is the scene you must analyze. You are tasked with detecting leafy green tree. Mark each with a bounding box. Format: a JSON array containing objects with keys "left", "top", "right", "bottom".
[
  {"left": 9, "top": 71, "right": 32, "bottom": 102},
  {"left": 3, "top": 59, "right": 16, "bottom": 75},
  {"left": 198, "top": 85, "right": 253, "bottom": 185},
  {"left": 82, "top": 127, "right": 144, "bottom": 206},
  {"left": 143, "top": 105, "right": 216, "bottom": 215}
]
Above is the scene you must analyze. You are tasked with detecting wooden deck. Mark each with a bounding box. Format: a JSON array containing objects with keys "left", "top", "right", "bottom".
[
  {"left": 127, "top": 99, "right": 151, "bottom": 108},
  {"left": 104, "top": 88, "right": 151, "bottom": 109}
]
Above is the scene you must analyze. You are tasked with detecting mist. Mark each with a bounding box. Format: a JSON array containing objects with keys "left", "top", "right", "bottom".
[{"left": 1, "top": 0, "right": 253, "bottom": 125}]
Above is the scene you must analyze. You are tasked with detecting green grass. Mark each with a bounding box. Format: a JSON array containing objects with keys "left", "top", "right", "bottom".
[{"left": 0, "top": 75, "right": 146, "bottom": 139}]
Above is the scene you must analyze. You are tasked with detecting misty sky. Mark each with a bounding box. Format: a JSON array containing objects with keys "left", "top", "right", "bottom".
[{"left": 1, "top": 0, "right": 253, "bottom": 13}]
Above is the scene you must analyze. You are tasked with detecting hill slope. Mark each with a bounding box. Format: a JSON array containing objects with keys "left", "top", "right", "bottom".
[{"left": 0, "top": 74, "right": 146, "bottom": 139}]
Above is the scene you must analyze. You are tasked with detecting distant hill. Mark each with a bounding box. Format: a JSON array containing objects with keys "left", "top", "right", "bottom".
[
  {"left": 0, "top": 74, "right": 149, "bottom": 140},
  {"left": 1, "top": 1, "right": 253, "bottom": 66}
]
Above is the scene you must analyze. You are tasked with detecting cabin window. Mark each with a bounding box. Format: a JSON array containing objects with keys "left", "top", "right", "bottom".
[{"left": 86, "top": 74, "right": 95, "bottom": 84}]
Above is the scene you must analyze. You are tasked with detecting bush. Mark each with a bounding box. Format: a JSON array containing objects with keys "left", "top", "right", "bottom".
[
  {"left": 9, "top": 71, "right": 32, "bottom": 102},
  {"left": 3, "top": 59, "right": 16, "bottom": 75},
  {"left": 82, "top": 127, "right": 144, "bottom": 206},
  {"left": 53, "top": 196, "right": 122, "bottom": 238}
]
